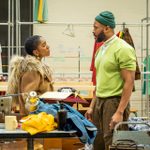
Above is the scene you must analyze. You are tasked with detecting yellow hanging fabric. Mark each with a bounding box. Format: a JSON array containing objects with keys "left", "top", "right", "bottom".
[
  {"left": 34, "top": 0, "right": 48, "bottom": 23},
  {"left": 21, "top": 112, "right": 57, "bottom": 135},
  {"left": 119, "top": 31, "right": 124, "bottom": 38},
  {"left": 37, "top": 0, "right": 43, "bottom": 22}
]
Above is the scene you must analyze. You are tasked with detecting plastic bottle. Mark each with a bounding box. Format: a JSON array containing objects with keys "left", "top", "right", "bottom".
[
  {"left": 57, "top": 102, "right": 67, "bottom": 130},
  {"left": 25, "top": 91, "right": 39, "bottom": 112}
]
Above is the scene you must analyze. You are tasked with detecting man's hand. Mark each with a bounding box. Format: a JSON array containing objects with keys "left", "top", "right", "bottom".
[
  {"left": 109, "top": 111, "right": 123, "bottom": 130},
  {"left": 85, "top": 107, "right": 93, "bottom": 122}
]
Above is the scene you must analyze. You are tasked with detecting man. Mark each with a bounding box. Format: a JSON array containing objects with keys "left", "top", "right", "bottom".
[{"left": 85, "top": 11, "right": 136, "bottom": 150}]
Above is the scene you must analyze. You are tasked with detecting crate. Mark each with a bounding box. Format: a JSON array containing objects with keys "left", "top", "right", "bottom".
[
  {"left": 111, "top": 121, "right": 150, "bottom": 150},
  {"left": 109, "top": 145, "right": 144, "bottom": 150},
  {"left": 109, "top": 139, "right": 144, "bottom": 150}
]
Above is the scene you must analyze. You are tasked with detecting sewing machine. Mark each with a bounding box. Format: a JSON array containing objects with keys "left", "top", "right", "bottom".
[{"left": 0, "top": 96, "right": 12, "bottom": 123}]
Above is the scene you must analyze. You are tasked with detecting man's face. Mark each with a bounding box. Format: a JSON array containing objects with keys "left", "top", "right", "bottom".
[{"left": 93, "top": 21, "right": 106, "bottom": 42}]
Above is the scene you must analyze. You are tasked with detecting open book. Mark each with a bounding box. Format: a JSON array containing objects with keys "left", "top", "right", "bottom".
[
  {"left": 39, "top": 91, "right": 73, "bottom": 100},
  {"left": 39, "top": 91, "right": 88, "bottom": 104}
]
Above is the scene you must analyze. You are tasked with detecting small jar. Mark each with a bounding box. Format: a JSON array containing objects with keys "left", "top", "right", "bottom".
[{"left": 25, "top": 91, "right": 39, "bottom": 112}]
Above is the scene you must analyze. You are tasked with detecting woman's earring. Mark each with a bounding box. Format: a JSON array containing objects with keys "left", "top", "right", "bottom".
[{"left": 36, "top": 55, "right": 40, "bottom": 60}]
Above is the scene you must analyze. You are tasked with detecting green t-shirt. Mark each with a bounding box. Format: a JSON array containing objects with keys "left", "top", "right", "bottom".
[{"left": 95, "top": 37, "right": 136, "bottom": 98}]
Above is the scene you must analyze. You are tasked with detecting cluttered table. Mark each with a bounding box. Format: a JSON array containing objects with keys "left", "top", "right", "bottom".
[
  {"left": 0, "top": 81, "right": 95, "bottom": 111},
  {"left": 0, "top": 81, "right": 95, "bottom": 149},
  {"left": 0, "top": 125, "right": 77, "bottom": 150}
]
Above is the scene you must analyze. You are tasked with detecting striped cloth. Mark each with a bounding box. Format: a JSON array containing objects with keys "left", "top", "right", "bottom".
[{"left": 34, "top": 0, "right": 48, "bottom": 23}]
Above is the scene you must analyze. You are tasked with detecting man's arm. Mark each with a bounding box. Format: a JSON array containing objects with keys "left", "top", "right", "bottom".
[
  {"left": 109, "top": 69, "right": 135, "bottom": 129},
  {"left": 85, "top": 88, "right": 96, "bottom": 121}
]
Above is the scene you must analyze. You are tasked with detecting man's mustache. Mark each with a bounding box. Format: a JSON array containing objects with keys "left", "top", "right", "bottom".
[{"left": 93, "top": 33, "right": 96, "bottom": 37}]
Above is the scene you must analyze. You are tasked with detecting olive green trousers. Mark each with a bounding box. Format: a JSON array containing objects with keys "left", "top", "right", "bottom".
[{"left": 93, "top": 97, "right": 130, "bottom": 150}]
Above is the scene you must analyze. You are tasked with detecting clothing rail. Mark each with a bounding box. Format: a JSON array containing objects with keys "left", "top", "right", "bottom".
[
  {"left": 0, "top": 23, "right": 10, "bottom": 25},
  {"left": 141, "top": 72, "right": 150, "bottom": 74},
  {"left": 0, "top": 0, "right": 14, "bottom": 70},
  {"left": 17, "top": 21, "right": 150, "bottom": 26},
  {"left": 1, "top": 46, "right": 24, "bottom": 48}
]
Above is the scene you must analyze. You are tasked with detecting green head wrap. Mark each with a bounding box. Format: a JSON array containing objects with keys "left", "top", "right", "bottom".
[{"left": 95, "top": 11, "right": 116, "bottom": 28}]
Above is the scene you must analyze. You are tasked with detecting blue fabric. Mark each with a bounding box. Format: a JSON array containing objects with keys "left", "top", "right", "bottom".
[{"left": 31, "top": 100, "right": 97, "bottom": 144}]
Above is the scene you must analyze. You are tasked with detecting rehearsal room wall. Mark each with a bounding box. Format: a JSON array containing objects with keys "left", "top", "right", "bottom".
[{"left": 33, "top": 0, "right": 150, "bottom": 116}]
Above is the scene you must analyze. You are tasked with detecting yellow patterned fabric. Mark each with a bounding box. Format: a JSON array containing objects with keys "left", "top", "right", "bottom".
[
  {"left": 21, "top": 112, "right": 57, "bottom": 135},
  {"left": 118, "top": 31, "right": 124, "bottom": 38}
]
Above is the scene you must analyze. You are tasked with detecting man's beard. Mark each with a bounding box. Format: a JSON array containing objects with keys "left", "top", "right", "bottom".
[{"left": 96, "top": 31, "right": 106, "bottom": 43}]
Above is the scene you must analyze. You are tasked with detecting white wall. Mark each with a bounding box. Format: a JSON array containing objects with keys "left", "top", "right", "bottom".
[
  {"left": 33, "top": 0, "right": 149, "bottom": 72},
  {"left": 33, "top": 0, "right": 150, "bottom": 116}
]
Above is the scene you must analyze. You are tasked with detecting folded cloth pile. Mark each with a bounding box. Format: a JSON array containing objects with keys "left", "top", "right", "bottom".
[
  {"left": 32, "top": 100, "right": 97, "bottom": 145},
  {"left": 21, "top": 112, "right": 57, "bottom": 135}
]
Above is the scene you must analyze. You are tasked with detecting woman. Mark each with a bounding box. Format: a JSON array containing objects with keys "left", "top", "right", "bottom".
[{"left": 7, "top": 35, "right": 54, "bottom": 115}]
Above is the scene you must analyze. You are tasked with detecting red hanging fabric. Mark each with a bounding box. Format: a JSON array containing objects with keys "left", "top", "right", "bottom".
[{"left": 90, "top": 41, "right": 103, "bottom": 85}]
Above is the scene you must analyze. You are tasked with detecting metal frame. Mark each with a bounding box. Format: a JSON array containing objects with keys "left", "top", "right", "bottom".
[
  {"left": 0, "top": 128, "right": 77, "bottom": 150},
  {"left": 0, "top": 0, "right": 14, "bottom": 74},
  {"left": 112, "top": 121, "right": 150, "bottom": 150},
  {"left": 141, "top": 0, "right": 150, "bottom": 119}
]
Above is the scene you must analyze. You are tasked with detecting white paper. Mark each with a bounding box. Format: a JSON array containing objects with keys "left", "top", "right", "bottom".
[{"left": 39, "top": 91, "right": 73, "bottom": 100}]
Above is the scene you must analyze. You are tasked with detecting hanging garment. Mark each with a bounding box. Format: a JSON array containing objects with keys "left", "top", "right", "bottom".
[
  {"left": 142, "top": 56, "right": 150, "bottom": 95},
  {"left": 90, "top": 41, "right": 103, "bottom": 85},
  {"left": 34, "top": 0, "right": 48, "bottom": 23},
  {"left": 116, "top": 31, "right": 124, "bottom": 39},
  {"left": 121, "top": 28, "right": 141, "bottom": 80}
]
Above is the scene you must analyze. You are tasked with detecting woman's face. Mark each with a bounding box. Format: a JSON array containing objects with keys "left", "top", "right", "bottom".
[{"left": 36, "top": 37, "right": 50, "bottom": 58}]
